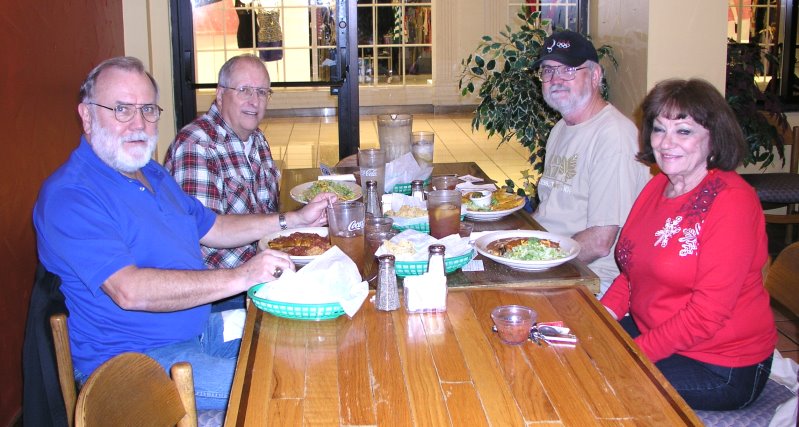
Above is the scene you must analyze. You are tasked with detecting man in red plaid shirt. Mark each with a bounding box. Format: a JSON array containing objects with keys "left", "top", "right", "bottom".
[{"left": 165, "top": 55, "right": 330, "bottom": 309}]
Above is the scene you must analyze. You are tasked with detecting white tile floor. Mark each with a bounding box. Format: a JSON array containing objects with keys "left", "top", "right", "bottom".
[{"left": 260, "top": 112, "right": 535, "bottom": 190}]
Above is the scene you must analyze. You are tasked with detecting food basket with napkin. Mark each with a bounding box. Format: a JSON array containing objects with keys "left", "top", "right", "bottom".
[
  {"left": 374, "top": 229, "right": 474, "bottom": 277},
  {"left": 248, "top": 246, "right": 369, "bottom": 321},
  {"left": 384, "top": 153, "right": 433, "bottom": 194}
]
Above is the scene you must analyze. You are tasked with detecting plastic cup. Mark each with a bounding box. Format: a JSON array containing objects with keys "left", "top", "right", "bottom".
[
  {"left": 327, "top": 201, "right": 366, "bottom": 277},
  {"left": 431, "top": 174, "right": 459, "bottom": 191},
  {"left": 365, "top": 216, "right": 394, "bottom": 234},
  {"left": 491, "top": 305, "right": 537, "bottom": 345},
  {"left": 364, "top": 230, "right": 397, "bottom": 285},
  {"left": 358, "top": 148, "right": 386, "bottom": 197},
  {"left": 427, "top": 190, "right": 461, "bottom": 239},
  {"left": 411, "top": 131, "right": 435, "bottom": 169}
]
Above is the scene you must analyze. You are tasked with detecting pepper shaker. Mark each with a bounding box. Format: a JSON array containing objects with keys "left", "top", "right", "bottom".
[
  {"left": 364, "top": 180, "right": 382, "bottom": 218},
  {"left": 375, "top": 254, "right": 400, "bottom": 311}
]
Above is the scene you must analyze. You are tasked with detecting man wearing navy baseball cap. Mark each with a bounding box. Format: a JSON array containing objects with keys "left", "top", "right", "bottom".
[{"left": 531, "top": 30, "right": 650, "bottom": 297}]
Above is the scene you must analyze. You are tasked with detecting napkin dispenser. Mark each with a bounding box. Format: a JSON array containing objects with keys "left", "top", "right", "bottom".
[{"left": 402, "top": 265, "right": 447, "bottom": 313}]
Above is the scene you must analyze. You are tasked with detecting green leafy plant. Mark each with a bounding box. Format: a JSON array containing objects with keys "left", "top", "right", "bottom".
[
  {"left": 459, "top": 10, "right": 616, "bottom": 195},
  {"left": 725, "top": 39, "right": 788, "bottom": 168}
]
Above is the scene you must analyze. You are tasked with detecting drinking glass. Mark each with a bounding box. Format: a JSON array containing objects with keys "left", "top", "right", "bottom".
[
  {"left": 364, "top": 230, "right": 397, "bottom": 285},
  {"left": 327, "top": 201, "right": 366, "bottom": 277},
  {"left": 427, "top": 190, "right": 461, "bottom": 239},
  {"left": 411, "top": 131, "right": 435, "bottom": 169},
  {"left": 431, "top": 174, "right": 459, "bottom": 191},
  {"left": 358, "top": 148, "right": 386, "bottom": 197}
]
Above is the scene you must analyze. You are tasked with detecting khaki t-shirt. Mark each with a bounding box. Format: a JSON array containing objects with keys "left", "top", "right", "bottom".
[{"left": 534, "top": 104, "right": 650, "bottom": 296}]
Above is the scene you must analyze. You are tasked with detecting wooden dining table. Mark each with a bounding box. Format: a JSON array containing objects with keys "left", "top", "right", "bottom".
[
  {"left": 278, "top": 162, "right": 600, "bottom": 294},
  {"left": 225, "top": 285, "right": 702, "bottom": 426}
]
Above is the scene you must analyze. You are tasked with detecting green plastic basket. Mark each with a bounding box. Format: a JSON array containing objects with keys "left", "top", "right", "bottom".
[
  {"left": 247, "top": 283, "right": 345, "bottom": 321},
  {"left": 391, "top": 177, "right": 431, "bottom": 195},
  {"left": 394, "top": 249, "right": 475, "bottom": 277},
  {"left": 391, "top": 215, "right": 466, "bottom": 234}
]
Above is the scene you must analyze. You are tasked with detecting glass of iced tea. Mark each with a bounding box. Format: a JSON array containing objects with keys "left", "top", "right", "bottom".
[
  {"left": 326, "top": 201, "right": 366, "bottom": 278},
  {"left": 364, "top": 230, "right": 397, "bottom": 285},
  {"left": 427, "top": 190, "right": 461, "bottom": 239}
]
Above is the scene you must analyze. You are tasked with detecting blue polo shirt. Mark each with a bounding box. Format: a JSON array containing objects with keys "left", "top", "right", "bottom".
[{"left": 33, "top": 137, "right": 217, "bottom": 375}]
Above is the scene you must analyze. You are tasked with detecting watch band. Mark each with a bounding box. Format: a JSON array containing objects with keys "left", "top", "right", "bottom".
[{"left": 278, "top": 213, "right": 288, "bottom": 230}]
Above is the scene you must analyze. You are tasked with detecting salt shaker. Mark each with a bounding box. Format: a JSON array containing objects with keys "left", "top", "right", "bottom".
[
  {"left": 375, "top": 254, "right": 400, "bottom": 311},
  {"left": 364, "top": 180, "right": 382, "bottom": 218},
  {"left": 427, "top": 244, "right": 446, "bottom": 276},
  {"left": 411, "top": 180, "right": 426, "bottom": 201}
]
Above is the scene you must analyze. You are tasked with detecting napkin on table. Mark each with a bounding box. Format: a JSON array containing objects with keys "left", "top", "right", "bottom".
[{"left": 254, "top": 246, "right": 369, "bottom": 317}]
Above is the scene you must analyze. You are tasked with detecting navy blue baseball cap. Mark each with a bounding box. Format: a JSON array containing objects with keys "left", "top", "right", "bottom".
[{"left": 533, "top": 30, "right": 598, "bottom": 68}]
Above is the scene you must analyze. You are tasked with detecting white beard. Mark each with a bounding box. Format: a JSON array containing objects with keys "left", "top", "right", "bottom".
[{"left": 90, "top": 120, "right": 157, "bottom": 174}]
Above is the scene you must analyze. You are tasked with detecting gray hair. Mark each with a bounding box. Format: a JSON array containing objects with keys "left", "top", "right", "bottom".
[
  {"left": 217, "top": 54, "right": 268, "bottom": 87},
  {"left": 79, "top": 56, "right": 159, "bottom": 103}
]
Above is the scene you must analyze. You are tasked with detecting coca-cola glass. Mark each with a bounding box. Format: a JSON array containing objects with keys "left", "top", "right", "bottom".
[
  {"left": 358, "top": 148, "right": 386, "bottom": 197},
  {"left": 327, "top": 201, "right": 366, "bottom": 278}
]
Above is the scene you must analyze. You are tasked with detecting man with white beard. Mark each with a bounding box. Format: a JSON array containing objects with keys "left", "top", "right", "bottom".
[
  {"left": 530, "top": 31, "right": 650, "bottom": 297},
  {"left": 32, "top": 56, "right": 332, "bottom": 410}
]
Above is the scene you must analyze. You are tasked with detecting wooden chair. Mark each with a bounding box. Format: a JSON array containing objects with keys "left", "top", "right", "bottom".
[
  {"left": 764, "top": 241, "right": 799, "bottom": 317},
  {"left": 74, "top": 352, "right": 197, "bottom": 427},
  {"left": 741, "top": 125, "right": 799, "bottom": 242},
  {"left": 50, "top": 314, "right": 77, "bottom": 427}
]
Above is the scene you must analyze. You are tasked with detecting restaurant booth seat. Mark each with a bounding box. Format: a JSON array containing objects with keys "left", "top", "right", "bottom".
[
  {"left": 695, "top": 244, "right": 799, "bottom": 426},
  {"left": 741, "top": 125, "right": 799, "bottom": 244}
]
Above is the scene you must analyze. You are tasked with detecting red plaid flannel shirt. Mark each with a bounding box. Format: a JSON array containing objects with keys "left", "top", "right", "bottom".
[{"left": 164, "top": 102, "right": 280, "bottom": 269}]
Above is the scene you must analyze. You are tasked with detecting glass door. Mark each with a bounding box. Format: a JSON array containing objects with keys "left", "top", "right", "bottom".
[{"left": 171, "top": 0, "right": 361, "bottom": 159}]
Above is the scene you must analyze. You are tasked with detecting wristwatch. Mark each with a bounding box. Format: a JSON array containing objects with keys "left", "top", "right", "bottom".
[{"left": 278, "top": 213, "right": 288, "bottom": 230}]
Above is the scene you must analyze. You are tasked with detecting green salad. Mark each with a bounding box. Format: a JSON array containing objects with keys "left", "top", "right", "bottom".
[
  {"left": 489, "top": 237, "right": 566, "bottom": 261},
  {"left": 301, "top": 180, "right": 356, "bottom": 202}
]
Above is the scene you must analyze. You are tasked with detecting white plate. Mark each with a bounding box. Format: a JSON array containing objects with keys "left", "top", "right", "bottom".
[
  {"left": 289, "top": 181, "right": 362, "bottom": 205},
  {"left": 259, "top": 227, "right": 329, "bottom": 266},
  {"left": 474, "top": 230, "right": 581, "bottom": 271},
  {"left": 465, "top": 203, "right": 525, "bottom": 221}
]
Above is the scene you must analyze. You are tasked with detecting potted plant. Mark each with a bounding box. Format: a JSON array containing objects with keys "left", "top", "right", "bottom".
[
  {"left": 458, "top": 10, "right": 616, "bottom": 201},
  {"left": 725, "top": 39, "right": 789, "bottom": 168}
]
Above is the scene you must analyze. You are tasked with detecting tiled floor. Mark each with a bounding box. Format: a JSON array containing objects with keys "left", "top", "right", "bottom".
[
  {"left": 261, "top": 112, "right": 799, "bottom": 364},
  {"left": 261, "top": 113, "right": 535, "bottom": 191}
]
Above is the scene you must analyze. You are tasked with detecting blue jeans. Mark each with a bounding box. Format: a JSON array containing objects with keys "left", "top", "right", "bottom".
[
  {"left": 620, "top": 315, "right": 772, "bottom": 410},
  {"left": 74, "top": 312, "right": 240, "bottom": 411}
]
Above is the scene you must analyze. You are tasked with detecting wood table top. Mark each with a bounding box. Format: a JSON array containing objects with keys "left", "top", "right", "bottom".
[
  {"left": 278, "top": 162, "right": 600, "bottom": 293},
  {"left": 225, "top": 286, "right": 701, "bottom": 426}
]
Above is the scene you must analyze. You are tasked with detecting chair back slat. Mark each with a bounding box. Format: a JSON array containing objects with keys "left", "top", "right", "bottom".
[{"left": 50, "top": 314, "right": 76, "bottom": 427}]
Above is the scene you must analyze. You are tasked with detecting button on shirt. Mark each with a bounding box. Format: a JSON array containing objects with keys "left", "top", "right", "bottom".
[{"left": 164, "top": 102, "right": 280, "bottom": 269}]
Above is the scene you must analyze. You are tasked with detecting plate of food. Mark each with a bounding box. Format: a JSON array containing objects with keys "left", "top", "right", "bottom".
[
  {"left": 463, "top": 191, "right": 526, "bottom": 221},
  {"left": 259, "top": 227, "right": 331, "bottom": 266},
  {"left": 474, "top": 230, "right": 580, "bottom": 271},
  {"left": 290, "top": 181, "right": 362, "bottom": 204}
]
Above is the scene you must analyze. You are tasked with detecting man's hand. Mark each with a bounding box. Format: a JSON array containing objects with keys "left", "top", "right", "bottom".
[{"left": 292, "top": 192, "right": 337, "bottom": 228}]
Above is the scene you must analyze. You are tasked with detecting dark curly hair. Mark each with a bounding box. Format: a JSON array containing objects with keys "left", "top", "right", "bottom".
[{"left": 638, "top": 78, "right": 745, "bottom": 171}]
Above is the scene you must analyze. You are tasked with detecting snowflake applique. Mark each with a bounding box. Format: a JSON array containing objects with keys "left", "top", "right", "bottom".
[
  {"left": 678, "top": 223, "right": 701, "bottom": 256},
  {"left": 654, "top": 216, "right": 683, "bottom": 248}
]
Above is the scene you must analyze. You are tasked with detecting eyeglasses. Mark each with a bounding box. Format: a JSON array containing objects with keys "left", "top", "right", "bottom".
[
  {"left": 535, "top": 65, "right": 588, "bottom": 83},
  {"left": 219, "top": 85, "right": 273, "bottom": 101},
  {"left": 87, "top": 103, "right": 163, "bottom": 123}
]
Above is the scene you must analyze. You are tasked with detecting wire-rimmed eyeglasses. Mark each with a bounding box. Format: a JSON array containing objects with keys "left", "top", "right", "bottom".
[
  {"left": 535, "top": 65, "right": 588, "bottom": 83},
  {"left": 219, "top": 85, "right": 273, "bottom": 101},
  {"left": 87, "top": 102, "right": 163, "bottom": 123}
]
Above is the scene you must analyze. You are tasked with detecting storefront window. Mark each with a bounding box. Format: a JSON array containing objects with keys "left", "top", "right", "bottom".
[
  {"left": 508, "top": 1, "right": 586, "bottom": 33},
  {"left": 192, "top": 0, "right": 338, "bottom": 85},
  {"left": 357, "top": 0, "right": 433, "bottom": 86}
]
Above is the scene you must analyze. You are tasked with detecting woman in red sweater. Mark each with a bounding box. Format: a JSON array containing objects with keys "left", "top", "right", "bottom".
[{"left": 600, "top": 78, "right": 776, "bottom": 410}]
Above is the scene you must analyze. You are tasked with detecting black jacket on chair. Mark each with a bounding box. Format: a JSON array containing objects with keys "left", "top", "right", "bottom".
[{"left": 22, "top": 264, "right": 69, "bottom": 427}]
